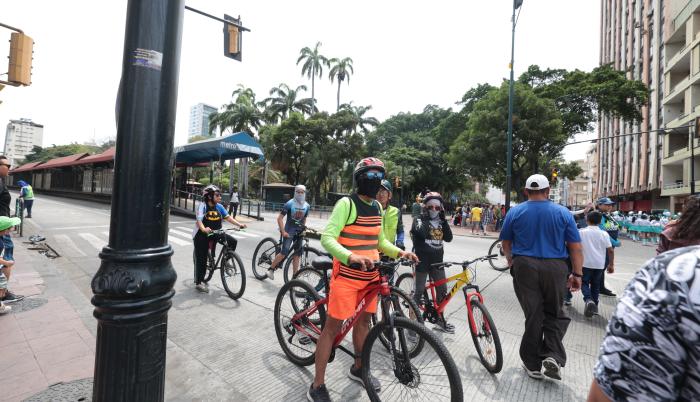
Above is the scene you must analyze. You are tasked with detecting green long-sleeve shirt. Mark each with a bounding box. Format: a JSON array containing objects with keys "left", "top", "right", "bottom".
[{"left": 321, "top": 196, "right": 401, "bottom": 265}]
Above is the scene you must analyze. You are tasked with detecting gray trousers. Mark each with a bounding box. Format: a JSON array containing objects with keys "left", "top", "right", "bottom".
[
  {"left": 413, "top": 268, "right": 447, "bottom": 308},
  {"left": 512, "top": 256, "right": 571, "bottom": 370}
]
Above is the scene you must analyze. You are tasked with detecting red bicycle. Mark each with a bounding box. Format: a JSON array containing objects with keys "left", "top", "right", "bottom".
[
  {"left": 395, "top": 255, "right": 503, "bottom": 373},
  {"left": 274, "top": 257, "right": 463, "bottom": 402}
]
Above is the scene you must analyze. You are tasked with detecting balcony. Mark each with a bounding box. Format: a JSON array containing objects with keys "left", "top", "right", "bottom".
[{"left": 661, "top": 180, "right": 700, "bottom": 197}]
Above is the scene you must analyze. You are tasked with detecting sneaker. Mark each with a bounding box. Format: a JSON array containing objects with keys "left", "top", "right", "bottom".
[
  {"left": 563, "top": 298, "right": 572, "bottom": 306},
  {"left": 0, "top": 302, "right": 10, "bottom": 315},
  {"left": 348, "top": 365, "right": 381, "bottom": 391},
  {"left": 195, "top": 283, "right": 209, "bottom": 293},
  {"left": 434, "top": 318, "right": 455, "bottom": 334},
  {"left": 584, "top": 300, "right": 596, "bottom": 318},
  {"left": 521, "top": 363, "right": 544, "bottom": 380},
  {"left": 267, "top": 268, "right": 275, "bottom": 280},
  {"left": 307, "top": 384, "right": 332, "bottom": 402},
  {"left": 591, "top": 303, "right": 599, "bottom": 316},
  {"left": 2, "top": 291, "right": 25, "bottom": 304},
  {"left": 599, "top": 288, "right": 616, "bottom": 297},
  {"left": 542, "top": 357, "right": 562, "bottom": 380}
]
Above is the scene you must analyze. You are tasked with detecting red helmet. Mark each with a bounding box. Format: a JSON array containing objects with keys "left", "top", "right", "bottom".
[
  {"left": 423, "top": 191, "right": 443, "bottom": 205},
  {"left": 353, "top": 157, "right": 385, "bottom": 179}
]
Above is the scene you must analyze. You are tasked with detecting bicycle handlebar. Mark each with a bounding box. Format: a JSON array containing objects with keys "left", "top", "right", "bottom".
[
  {"left": 431, "top": 254, "right": 499, "bottom": 269},
  {"left": 347, "top": 258, "right": 413, "bottom": 273},
  {"left": 207, "top": 227, "right": 243, "bottom": 236}
]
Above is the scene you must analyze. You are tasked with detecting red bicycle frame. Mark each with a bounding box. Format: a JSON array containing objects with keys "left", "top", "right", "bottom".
[{"left": 423, "top": 270, "right": 486, "bottom": 334}]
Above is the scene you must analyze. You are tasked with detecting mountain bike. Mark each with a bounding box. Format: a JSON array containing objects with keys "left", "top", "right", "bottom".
[
  {"left": 275, "top": 258, "right": 463, "bottom": 401},
  {"left": 487, "top": 239, "right": 509, "bottom": 271},
  {"left": 395, "top": 255, "right": 503, "bottom": 373},
  {"left": 199, "top": 228, "right": 246, "bottom": 299},
  {"left": 251, "top": 225, "right": 325, "bottom": 281}
]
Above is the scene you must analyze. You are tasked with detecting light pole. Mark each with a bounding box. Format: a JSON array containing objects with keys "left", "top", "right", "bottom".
[{"left": 505, "top": 0, "right": 523, "bottom": 212}]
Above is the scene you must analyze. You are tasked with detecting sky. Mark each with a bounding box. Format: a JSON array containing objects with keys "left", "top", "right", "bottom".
[{"left": 0, "top": 0, "right": 600, "bottom": 162}]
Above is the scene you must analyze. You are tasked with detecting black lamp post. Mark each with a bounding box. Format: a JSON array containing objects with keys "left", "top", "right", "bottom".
[
  {"left": 505, "top": 0, "right": 523, "bottom": 212},
  {"left": 91, "top": 0, "right": 184, "bottom": 400}
]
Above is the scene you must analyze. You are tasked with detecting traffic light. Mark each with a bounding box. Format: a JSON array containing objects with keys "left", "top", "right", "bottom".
[
  {"left": 551, "top": 168, "right": 559, "bottom": 184},
  {"left": 8, "top": 32, "right": 33, "bottom": 86},
  {"left": 394, "top": 176, "right": 401, "bottom": 189},
  {"left": 223, "top": 14, "right": 242, "bottom": 61}
]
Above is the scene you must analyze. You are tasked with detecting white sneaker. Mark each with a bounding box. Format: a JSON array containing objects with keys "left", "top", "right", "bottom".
[
  {"left": 195, "top": 283, "right": 209, "bottom": 293},
  {"left": 0, "top": 302, "right": 11, "bottom": 314},
  {"left": 521, "top": 363, "right": 544, "bottom": 380},
  {"left": 267, "top": 268, "right": 275, "bottom": 280},
  {"left": 542, "top": 357, "right": 561, "bottom": 380}
]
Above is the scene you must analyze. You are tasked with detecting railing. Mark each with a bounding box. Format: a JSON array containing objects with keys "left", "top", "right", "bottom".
[
  {"left": 663, "top": 182, "right": 686, "bottom": 190},
  {"left": 13, "top": 199, "right": 23, "bottom": 237}
]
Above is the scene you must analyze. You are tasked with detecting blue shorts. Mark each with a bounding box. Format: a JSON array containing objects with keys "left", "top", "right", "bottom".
[{"left": 281, "top": 235, "right": 302, "bottom": 256}]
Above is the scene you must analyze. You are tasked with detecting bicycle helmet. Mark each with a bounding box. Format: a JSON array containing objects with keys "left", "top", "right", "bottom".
[
  {"left": 423, "top": 191, "right": 444, "bottom": 205},
  {"left": 380, "top": 179, "right": 392, "bottom": 193},
  {"left": 353, "top": 157, "right": 385, "bottom": 180},
  {"left": 203, "top": 184, "right": 221, "bottom": 201}
]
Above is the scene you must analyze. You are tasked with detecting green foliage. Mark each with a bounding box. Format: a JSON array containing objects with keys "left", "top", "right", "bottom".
[
  {"left": 297, "top": 42, "right": 329, "bottom": 107},
  {"left": 262, "top": 83, "right": 315, "bottom": 122},
  {"left": 556, "top": 160, "right": 584, "bottom": 181},
  {"left": 328, "top": 57, "right": 354, "bottom": 111},
  {"left": 209, "top": 85, "right": 264, "bottom": 136},
  {"left": 21, "top": 143, "right": 101, "bottom": 164}
]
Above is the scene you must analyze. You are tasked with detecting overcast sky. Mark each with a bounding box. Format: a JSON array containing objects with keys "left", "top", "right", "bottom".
[{"left": 1, "top": 0, "right": 600, "bottom": 162}]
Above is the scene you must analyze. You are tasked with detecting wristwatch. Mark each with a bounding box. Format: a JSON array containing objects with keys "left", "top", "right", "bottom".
[{"left": 571, "top": 272, "right": 583, "bottom": 278}]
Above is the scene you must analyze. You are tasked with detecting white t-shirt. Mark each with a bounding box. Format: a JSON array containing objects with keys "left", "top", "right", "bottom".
[{"left": 579, "top": 226, "right": 612, "bottom": 269}]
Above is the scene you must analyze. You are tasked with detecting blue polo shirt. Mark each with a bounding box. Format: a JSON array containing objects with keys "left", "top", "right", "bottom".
[{"left": 499, "top": 200, "right": 581, "bottom": 259}]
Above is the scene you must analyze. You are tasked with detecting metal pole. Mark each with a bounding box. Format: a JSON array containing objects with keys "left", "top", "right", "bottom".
[
  {"left": 505, "top": 2, "right": 517, "bottom": 213},
  {"left": 91, "top": 1, "right": 184, "bottom": 400},
  {"left": 691, "top": 129, "right": 696, "bottom": 195}
]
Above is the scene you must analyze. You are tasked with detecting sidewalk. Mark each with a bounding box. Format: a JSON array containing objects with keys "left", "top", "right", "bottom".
[{"left": 0, "top": 235, "right": 95, "bottom": 402}]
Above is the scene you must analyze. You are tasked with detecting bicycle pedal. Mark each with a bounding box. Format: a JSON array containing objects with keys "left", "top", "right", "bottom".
[{"left": 299, "top": 335, "right": 313, "bottom": 345}]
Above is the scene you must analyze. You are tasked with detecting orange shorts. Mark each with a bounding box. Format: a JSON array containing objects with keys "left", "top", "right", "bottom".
[{"left": 327, "top": 272, "right": 379, "bottom": 320}]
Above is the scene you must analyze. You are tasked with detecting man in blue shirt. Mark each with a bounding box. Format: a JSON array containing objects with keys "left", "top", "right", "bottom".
[
  {"left": 267, "top": 184, "right": 310, "bottom": 280},
  {"left": 500, "top": 174, "right": 583, "bottom": 382}
]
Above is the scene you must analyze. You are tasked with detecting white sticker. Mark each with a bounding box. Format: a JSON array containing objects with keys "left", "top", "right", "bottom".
[{"left": 132, "top": 48, "right": 163, "bottom": 71}]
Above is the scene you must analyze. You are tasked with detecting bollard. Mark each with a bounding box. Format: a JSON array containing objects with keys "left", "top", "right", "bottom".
[{"left": 257, "top": 201, "right": 260, "bottom": 219}]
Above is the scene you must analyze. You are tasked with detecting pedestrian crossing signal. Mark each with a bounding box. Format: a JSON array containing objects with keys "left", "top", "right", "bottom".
[{"left": 223, "top": 14, "right": 242, "bottom": 61}]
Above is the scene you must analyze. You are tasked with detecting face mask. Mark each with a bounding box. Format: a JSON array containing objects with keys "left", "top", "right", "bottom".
[
  {"left": 294, "top": 192, "right": 305, "bottom": 203},
  {"left": 357, "top": 177, "right": 382, "bottom": 198},
  {"left": 428, "top": 210, "right": 440, "bottom": 219}
]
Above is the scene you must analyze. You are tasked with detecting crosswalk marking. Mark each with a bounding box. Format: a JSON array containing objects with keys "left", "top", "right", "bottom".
[
  {"left": 168, "top": 232, "right": 190, "bottom": 246},
  {"left": 54, "top": 234, "right": 87, "bottom": 257},
  {"left": 79, "top": 233, "right": 106, "bottom": 251},
  {"left": 170, "top": 228, "right": 193, "bottom": 239},
  {"left": 176, "top": 226, "right": 193, "bottom": 233}
]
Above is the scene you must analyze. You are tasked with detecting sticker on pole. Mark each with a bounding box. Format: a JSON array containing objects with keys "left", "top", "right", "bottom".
[{"left": 132, "top": 48, "right": 163, "bottom": 71}]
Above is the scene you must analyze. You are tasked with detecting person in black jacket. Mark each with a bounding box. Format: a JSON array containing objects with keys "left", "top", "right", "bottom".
[{"left": 410, "top": 191, "right": 454, "bottom": 332}]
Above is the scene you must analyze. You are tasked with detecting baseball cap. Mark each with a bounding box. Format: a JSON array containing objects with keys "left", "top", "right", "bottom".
[
  {"left": 596, "top": 197, "right": 615, "bottom": 205},
  {"left": 525, "top": 174, "right": 550, "bottom": 190},
  {"left": 0, "top": 216, "right": 21, "bottom": 231}
]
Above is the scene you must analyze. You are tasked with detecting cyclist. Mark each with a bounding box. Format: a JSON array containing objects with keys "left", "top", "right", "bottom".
[
  {"left": 410, "top": 191, "right": 454, "bottom": 332},
  {"left": 376, "top": 179, "right": 405, "bottom": 250},
  {"left": 308, "top": 157, "right": 418, "bottom": 402},
  {"left": 266, "top": 184, "right": 310, "bottom": 280},
  {"left": 193, "top": 184, "right": 246, "bottom": 293}
]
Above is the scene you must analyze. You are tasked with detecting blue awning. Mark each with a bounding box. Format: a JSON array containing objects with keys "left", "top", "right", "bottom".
[{"left": 173, "top": 132, "right": 264, "bottom": 164}]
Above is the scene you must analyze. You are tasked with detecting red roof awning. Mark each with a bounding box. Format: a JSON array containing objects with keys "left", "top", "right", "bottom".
[
  {"left": 10, "top": 161, "right": 45, "bottom": 174},
  {"left": 63, "top": 147, "right": 116, "bottom": 167},
  {"left": 37, "top": 153, "right": 90, "bottom": 169}
]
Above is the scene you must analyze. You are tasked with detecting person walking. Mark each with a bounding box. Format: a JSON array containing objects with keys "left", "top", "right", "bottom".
[
  {"left": 593, "top": 198, "right": 621, "bottom": 297},
  {"left": 411, "top": 195, "right": 422, "bottom": 219},
  {"left": 481, "top": 204, "right": 493, "bottom": 235},
  {"left": 228, "top": 185, "right": 240, "bottom": 218},
  {"left": 0, "top": 156, "right": 22, "bottom": 305},
  {"left": 470, "top": 203, "right": 482, "bottom": 234},
  {"left": 656, "top": 195, "right": 700, "bottom": 253},
  {"left": 578, "top": 211, "right": 614, "bottom": 317},
  {"left": 17, "top": 180, "right": 34, "bottom": 218},
  {"left": 499, "top": 174, "right": 583, "bottom": 381}
]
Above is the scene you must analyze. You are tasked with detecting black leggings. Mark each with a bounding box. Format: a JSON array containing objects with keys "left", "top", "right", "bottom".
[
  {"left": 413, "top": 268, "right": 448, "bottom": 307},
  {"left": 228, "top": 202, "right": 239, "bottom": 218},
  {"left": 193, "top": 231, "right": 238, "bottom": 284}
]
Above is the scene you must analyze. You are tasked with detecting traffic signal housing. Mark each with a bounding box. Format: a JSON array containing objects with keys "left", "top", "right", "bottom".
[
  {"left": 551, "top": 168, "right": 559, "bottom": 184},
  {"left": 223, "top": 14, "right": 242, "bottom": 61},
  {"left": 8, "top": 32, "right": 33, "bottom": 86}
]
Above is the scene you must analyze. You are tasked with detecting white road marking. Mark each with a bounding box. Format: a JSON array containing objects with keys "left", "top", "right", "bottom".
[
  {"left": 78, "top": 233, "right": 106, "bottom": 251},
  {"left": 171, "top": 228, "right": 193, "bottom": 238},
  {"left": 54, "top": 234, "right": 87, "bottom": 257},
  {"left": 102, "top": 231, "right": 110, "bottom": 237},
  {"left": 167, "top": 232, "right": 190, "bottom": 246}
]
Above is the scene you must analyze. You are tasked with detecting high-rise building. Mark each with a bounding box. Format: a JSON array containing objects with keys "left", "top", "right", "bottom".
[
  {"left": 598, "top": 0, "right": 667, "bottom": 212},
  {"left": 566, "top": 160, "right": 591, "bottom": 207},
  {"left": 188, "top": 103, "right": 218, "bottom": 139},
  {"left": 3, "top": 118, "right": 43, "bottom": 166},
  {"left": 660, "top": 0, "right": 700, "bottom": 211}
]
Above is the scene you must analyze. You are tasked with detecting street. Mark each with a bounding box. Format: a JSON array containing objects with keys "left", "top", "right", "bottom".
[{"left": 7, "top": 193, "right": 657, "bottom": 401}]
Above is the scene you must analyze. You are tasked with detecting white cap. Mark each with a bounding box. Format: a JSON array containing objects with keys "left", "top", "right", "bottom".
[
  {"left": 525, "top": 174, "right": 550, "bottom": 190},
  {"left": 295, "top": 184, "right": 306, "bottom": 192}
]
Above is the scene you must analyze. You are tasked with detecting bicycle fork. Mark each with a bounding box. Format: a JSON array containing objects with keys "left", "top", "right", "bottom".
[
  {"left": 382, "top": 297, "right": 415, "bottom": 385},
  {"left": 463, "top": 285, "right": 484, "bottom": 335}
]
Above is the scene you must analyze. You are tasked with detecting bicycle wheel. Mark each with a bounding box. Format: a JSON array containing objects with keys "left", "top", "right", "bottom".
[
  {"left": 371, "top": 287, "right": 425, "bottom": 357},
  {"left": 395, "top": 272, "right": 415, "bottom": 300},
  {"left": 274, "top": 279, "right": 326, "bottom": 366},
  {"left": 292, "top": 267, "right": 328, "bottom": 297},
  {"left": 252, "top": 237, "right": 278, "bottom": 280},
  {"left": 221, "top": 252, "right": 246, "bottom": 300},
  {"left": 203, "top": 254, "right": 215, "bottom": 283},
  {"left": 362, "top": 317, "right": 463, "bottom": 402},
  {"left": 283, "top": 247, "right": 322, "bottom": 284},
  {"left": 468, "top": 299, "right": 503, "bottom": 373},
  {"left": 488, "top": 239, "right": 509, "bottom": 271}
]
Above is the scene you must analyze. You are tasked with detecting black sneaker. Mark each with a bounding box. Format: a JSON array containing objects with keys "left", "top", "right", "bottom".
[
  {"left": 563, "top": 298, "right": 572, "bottom": 306},
  {"left": 599, "top": 288, "right": 616, "bottom": 297},
  {"left": 434, "top": 318, "right": 455, "bottom": 334},
  {"left": 2, "top": 291, "right": 25, "bottom": 304},
  {"left": 307, "top": 384, "right": 332, "bottom": 402},
  {"left": 348, "top": 365, "right": 381, "bottom": 391},
  {"left": 584, "top": 301, "right": 596, "bottom": 318}
]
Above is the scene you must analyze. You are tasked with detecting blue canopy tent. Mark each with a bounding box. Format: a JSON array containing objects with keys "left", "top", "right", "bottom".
[{"left": 174, "top": 131, "right": 264, "bottom": 164}]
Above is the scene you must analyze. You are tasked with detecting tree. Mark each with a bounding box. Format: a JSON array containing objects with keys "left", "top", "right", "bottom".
[
  {"left": 263, "top": 83, "right": 315, "bottom": 122},
  {"left": 209, "top": 85, "right": 264, "bottom": 136},
  {"left": 328, "top": 57, "right": 354, "bottom": 111},
  {"left": 187, "top": 135, "right": 210, "bottom": 143},
  {"left": 20, "top": 144, "right": 101, "bottom": 164},
  {"left": 297, "top": 42, "right": 329, "bottom": 109},
  {"left": 555, "top": 160, "right": 584, "bottom": 181},
  {"left": 338, "top": 102, "right": 379, "bottom": 133}
]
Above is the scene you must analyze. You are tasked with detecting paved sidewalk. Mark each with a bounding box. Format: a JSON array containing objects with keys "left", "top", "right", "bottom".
[{"left": 0, "top": 235, "right": 95, "bottom": 402}]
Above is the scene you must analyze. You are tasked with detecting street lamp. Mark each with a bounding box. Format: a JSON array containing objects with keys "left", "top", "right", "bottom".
[{"left": 505, "top": 0, "right": 523, "bottom": 212}]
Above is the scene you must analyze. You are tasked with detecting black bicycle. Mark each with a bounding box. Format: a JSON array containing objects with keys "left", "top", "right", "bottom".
[
  {"left": 487, "top": 239, "right": 509, "bottom": 271},
  {"left": 199, "top": 228, "right": 246, "bottom": 299},
  {"left": 251, "top": 225, "right": 325, "bottom": 282}
]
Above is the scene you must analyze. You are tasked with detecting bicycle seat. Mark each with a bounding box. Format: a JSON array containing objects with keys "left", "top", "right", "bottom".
[{"left": 312, "top": 256, "right": 333, "bottom": 271}]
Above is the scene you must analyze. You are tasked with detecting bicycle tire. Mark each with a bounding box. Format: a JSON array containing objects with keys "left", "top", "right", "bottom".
[
  {"left": 371, "top": 287, "right": 425, "bottom": 357},
  {"left": 221, "top": 252, "right": 246, "bottom": 299},
  {"left": 488, "top": 239, "right": 510, "bottom": 272},
  {"left": 274, "top": 279, "right": 326, "bottom": 366},
  {"left": 362, "top": 317, "right": 463, "bottom": 402},
  {"left": 203, "top": 254, "right": 216, "bottom": 283},
  {"left": 395, "top": 272, "right": 415, "bottom": 301},
  {"left": 468, "top": 299, "right": 503, "bottom": 373},
  {"left": 252, "top": 237, "right": 278, "bottom": 280},
  {"left": 292, "top": 267, "right": 328, "bottom": 297},
  {"left": 283, "top": 247, "right": 322, "bottom": 284}
]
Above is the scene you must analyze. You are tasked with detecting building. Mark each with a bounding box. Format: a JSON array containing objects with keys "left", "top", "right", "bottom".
[
  {"left": 188, "top": 103, "right": 218, "bottom": 139},
  {"left": 566, "top": 159, "right": 591, "bottom": 207},
  {"left": 660, "top": 0, "right": 700, "bottom": 212},
  {"left": 3, "top": 118, "right": 44, "bottom": 166},
  {"left": 586, "top": 144, "right": 598, "bottom": 201},
  {"left": 598, "top": 0, "right": 667, "bottom": 212}
]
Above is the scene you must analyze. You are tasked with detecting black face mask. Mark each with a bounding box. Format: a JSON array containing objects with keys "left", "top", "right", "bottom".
[{"left": 357, "top": 177, "right": 382, "bottom": 198}]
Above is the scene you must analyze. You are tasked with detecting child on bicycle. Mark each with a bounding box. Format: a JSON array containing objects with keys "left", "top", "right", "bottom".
[
  {"left": 193, "top": 185, "right": 246, "bottom": 293},
  {"left": 266, "top": 184, "right": 310, "bottom": 280},
  {"left": 410, "top": 192, "right": 454, "bottom": 332}
]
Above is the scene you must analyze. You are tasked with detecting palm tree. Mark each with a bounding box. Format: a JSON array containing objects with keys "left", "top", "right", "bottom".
[
  {"left": 263, "top": 83, "right": 315, "bottom": 122},
  {"left": 338, "top": 102, "right": 379, "bottom": 133},
  {"left": 328, "top": 57, "right": 354, "bottom": 112},
  {"left": 297, "top": 42, "right": 328, "bottom": 109},
  {"left": 209, "top": 85, "right": 264, "bottom": 136}
]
